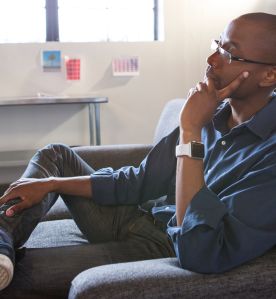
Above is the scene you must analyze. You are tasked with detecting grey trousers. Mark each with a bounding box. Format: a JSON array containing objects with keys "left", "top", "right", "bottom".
[{"left": 0, "top": 143, "right": 175, "bottom": 267}]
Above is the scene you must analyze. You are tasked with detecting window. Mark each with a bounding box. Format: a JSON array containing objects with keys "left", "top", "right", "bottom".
[
  {"left": 0, "top": 0, "right": 45, "bottom": 43},
  {"left": 0, "top": 0, "right": 162, "bottom": 43}
]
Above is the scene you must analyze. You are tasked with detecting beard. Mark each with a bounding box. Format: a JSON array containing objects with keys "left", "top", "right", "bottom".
[
  {"left": 205, "top": 67, "right": 222, "bottom": 90},
  {"left": 205, "top": 66, "right": 246, "bottom": 99}
]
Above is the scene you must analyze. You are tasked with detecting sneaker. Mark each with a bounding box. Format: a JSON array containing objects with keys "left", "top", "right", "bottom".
[
  {"left": 0, "top": 254, "right": 13, "bottom": 290},
  {"left": 0, "top": 229, "right": 14, "bottom": 291}
]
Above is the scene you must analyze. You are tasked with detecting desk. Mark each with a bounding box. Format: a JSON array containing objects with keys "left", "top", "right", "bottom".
[{"left": 0, "top": 96, "right": 108, "bottom": 145}]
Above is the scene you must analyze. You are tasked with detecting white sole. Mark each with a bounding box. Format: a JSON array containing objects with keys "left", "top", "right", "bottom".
[{"left": 0, "top": 254, "right": 14, "bottom": 291}]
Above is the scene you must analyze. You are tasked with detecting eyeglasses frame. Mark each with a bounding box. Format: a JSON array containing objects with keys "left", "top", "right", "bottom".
[{"left": 211, "top": 39, "right": 275, "bottom": 66}]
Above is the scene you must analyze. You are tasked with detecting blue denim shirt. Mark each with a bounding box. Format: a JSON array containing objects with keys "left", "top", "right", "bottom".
[{"left": 91, "top": 96, "right": 276, "bottom": 273}]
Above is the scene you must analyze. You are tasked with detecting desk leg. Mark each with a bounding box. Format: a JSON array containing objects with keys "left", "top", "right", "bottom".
[
  {"left": 88, "top": 103, "right": 101, "bottom": 145},
  {"left": 88, "top": 104, "right": 95, "bottom": 145},
  {"left": 94, "top": 103, "right": 101, "bottom": 145}
]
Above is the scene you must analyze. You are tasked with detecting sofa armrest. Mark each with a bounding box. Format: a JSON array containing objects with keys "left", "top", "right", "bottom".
[
  {"left": 73, "top": 144, "right": 153, "bottom": 170},
  {"left": 69, "top": 248, "right": 276, "bottom": 299}
]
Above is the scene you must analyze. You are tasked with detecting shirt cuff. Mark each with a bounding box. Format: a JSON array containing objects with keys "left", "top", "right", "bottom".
[
  {"left": 167, "top": 185, "right": 227, "bottom": 236},
  {"left": 90, "top": 168, "right": 117, "bottom": 205}
]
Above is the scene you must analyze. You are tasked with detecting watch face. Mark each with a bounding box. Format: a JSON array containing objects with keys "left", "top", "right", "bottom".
[{"left": 191, "top": 142, "right": 205, "bottom": 159}]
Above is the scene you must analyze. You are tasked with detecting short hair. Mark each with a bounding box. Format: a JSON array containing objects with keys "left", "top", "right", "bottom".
[{"left": 237, "top": 13, "right": 276, "bottom": 64}]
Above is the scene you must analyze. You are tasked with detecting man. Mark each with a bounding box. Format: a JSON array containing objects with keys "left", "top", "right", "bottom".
[{"left": 0, "top": 12, "right": 276, "bottom": 291}]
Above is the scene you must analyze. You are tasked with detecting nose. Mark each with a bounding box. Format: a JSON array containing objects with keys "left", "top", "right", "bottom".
[{"left": 207, "top": 52, "right": 219, "bottom": 68}]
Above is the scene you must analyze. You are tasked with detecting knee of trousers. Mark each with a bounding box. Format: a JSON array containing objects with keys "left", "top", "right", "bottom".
[
  {"left": 38, "top": 143, "right": 73, "bottom": 158},
  {"left": 35, "top": 143, "right": 74, "bottom": 167}
]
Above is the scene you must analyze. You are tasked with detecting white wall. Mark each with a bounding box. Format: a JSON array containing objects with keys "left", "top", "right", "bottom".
[{"left": 0, "top": 0, "right": 275, "bottom": 152}]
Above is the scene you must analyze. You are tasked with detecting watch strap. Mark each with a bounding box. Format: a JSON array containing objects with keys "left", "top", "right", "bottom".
[
  {"left": 175, "top": 143, "right": 191, "bottom": 157},
  {"left": 175, "top": 141, "right": 204, "bottom": 159}
]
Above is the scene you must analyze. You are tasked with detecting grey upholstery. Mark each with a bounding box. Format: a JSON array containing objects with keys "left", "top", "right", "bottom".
[
  {"left": 153, "top": 98, "right": 184, "bottom": 144},
  {"left": 2, "top": 98, "right": 276, "bottom": 299},
  {"left": 69, "top": 250, "right": 276, "bottom": 299}
]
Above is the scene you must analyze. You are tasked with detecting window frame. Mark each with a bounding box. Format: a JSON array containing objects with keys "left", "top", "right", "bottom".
[
  {"left": 46, "top": 0, "right": 59, "bottom": 41},
  {"left": 45, "top": 0, "right": 160, "bottom": 42}
]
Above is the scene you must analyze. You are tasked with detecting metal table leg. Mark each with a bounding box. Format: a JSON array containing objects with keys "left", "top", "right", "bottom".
[
  {"left": 88, "top": 103, "right": 101, "bottom": 145},
  {"left": 94, "top": 103, "right": 101, "bottom": 145},
  {"left": 88, "top": 104, "right": 95, "bottom": 145}
]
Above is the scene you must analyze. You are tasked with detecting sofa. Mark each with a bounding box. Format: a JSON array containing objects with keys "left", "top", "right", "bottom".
[{"left": 2, "top": 99, "right": 276, "bottom": 299}]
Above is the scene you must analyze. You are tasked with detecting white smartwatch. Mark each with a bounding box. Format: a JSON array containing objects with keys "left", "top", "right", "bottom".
[{"left": 175, "top": 141, "right": 204, "bottom": 159}]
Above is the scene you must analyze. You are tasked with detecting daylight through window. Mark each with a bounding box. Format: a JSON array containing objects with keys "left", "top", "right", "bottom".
[{"left": 0, "top": 0, "right": 162, "bottom": 43}]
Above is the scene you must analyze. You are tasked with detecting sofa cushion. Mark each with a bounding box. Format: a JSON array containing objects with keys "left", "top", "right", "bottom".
[
  {"left": 2, "top": 244, "right": 112, "bottom": 299},
  {"left": 73, "top": 144, "right": 152, "bottom": 170},
  {"left": 69, "top": 247, "right": 276, "bottom": 299},
  {"left": 24, "top": 219, "right": 89, "bottom": 248},
  {"left": 42, "top": 198, "right": 72, "bottom": 221},
  {"left": 0, "top": 221, "right": 90, "bottom": 298},
  {"left": 153, "top": 98, "right": 185, "bottom": 144}
]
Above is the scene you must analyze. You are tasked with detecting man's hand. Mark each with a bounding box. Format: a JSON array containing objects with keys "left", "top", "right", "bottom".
[
  {"left": 180, "top": 71, "right": 249, "bottom": 138},
  {"left": 0, "top": 178, "right": 53, "bottom": 217},
  {"left": 0, "top": 176, "right": 92, "bottom": 217}
]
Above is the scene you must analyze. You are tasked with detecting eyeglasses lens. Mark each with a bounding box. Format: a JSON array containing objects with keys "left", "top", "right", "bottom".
[{"left": 211, "top": 40, "right": 231, "bottom": 64}]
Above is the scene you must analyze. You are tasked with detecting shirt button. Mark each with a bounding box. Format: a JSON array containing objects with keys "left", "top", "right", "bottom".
[{"left": 221, "top": 140, "right": 226, "bottom": 146}]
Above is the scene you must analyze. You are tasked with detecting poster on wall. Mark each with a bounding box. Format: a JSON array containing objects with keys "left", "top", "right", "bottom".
[
  {"left": 65, "top": 56, "right": 81, "bottom": 80},
  {"left": 41, "top": 50, "right": 62, "bottom": 72},
  {"left": 112, "top": 56, "right": 139, "bottom": 76}
]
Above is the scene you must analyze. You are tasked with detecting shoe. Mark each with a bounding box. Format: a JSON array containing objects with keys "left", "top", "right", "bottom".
[
  {"left": 0, "top": 254, "right": 13, "bottom": 290},
  {"left": 0, "top": 229, "right": 14, "bottom": 291}
]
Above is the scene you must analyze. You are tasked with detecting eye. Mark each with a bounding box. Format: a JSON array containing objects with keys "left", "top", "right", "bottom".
[
  {"left": 220, "top": 41, "right": 236, "bottom": 53},
  {"left": 219, "top": 43, "right": 229, "bottom": 52}
]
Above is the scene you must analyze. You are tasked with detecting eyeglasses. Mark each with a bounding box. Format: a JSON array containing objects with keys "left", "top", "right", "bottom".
[{"left": 211, "top": 39, "right": 275, "bottom": 66}]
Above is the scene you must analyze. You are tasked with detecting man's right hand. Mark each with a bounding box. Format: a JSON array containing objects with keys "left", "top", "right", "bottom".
[
  {"left": 0, "top": 176, "right": 93, "bottom": 217},
  {"left": 0, "top": 178, "right": 53, "bottom": 217}
]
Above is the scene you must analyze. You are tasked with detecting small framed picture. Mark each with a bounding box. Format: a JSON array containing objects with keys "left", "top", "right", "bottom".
[
  {"left": 112, "top": 56, "right": 139, "bottom": 76},
  {"left": 41, "top": 50, "right": 61, "bottom": 72}
]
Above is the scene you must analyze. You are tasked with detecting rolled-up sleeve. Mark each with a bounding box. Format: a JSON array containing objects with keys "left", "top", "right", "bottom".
[
  {"left": 91, "top": 128, "right": 179, "bottom": 206},
  {"left": 91, "top": 164, "right": 146, "bottom": 205},
  {"left": 167, "top": 170, "right": 276, "bottom": 273}
]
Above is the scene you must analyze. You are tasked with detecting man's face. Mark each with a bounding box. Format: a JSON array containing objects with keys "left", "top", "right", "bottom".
[{"left": 205, "top": 17, "right": 272, "bottom": 99}]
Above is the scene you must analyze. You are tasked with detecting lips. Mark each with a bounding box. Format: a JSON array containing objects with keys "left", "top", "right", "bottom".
[
  {"left": 205, "top": 67, "right": 216, "bottom": 80},
  {"left": 205, "top": 68, "right": 220, "bottom": 88}
]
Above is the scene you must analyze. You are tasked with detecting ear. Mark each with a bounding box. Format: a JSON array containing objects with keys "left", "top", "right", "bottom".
[{"left": 259, "top": 66, "right": 276, "bottom": 87}]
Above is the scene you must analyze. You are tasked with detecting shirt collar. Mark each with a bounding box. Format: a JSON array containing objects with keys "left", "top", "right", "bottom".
[
  {"left": 246, "top": 96, "right": 276, "bottom": 140},
  {"left": 213, "top": 95, "right": 276, "bottom": 140},
  {"left": 213, "top": 102, "right": 231, "bottom": 135}
]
